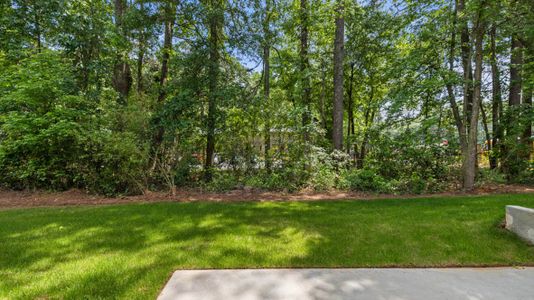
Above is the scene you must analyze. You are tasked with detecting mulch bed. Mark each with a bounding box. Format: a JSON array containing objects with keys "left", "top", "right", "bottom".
[{"left": 1, "top": 184, "right": 533, "bottom": 209}]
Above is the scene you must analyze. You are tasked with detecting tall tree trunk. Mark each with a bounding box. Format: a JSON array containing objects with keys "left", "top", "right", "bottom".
[
  {"left": 359, "top": 106, "right": 376, "bottom": 169},
  {"left": 503, "top": 33, "right": 524, "bottom": 177},
  {"left": 137, "top": 43, "right": 145, "bottom": 94},
  {"left": 509, "top": 36, "right": 523, "bottom": 107},
  {"left": 480, "top": 99, "right": 491, "bottom": 157},
  {"left": 300, "top": 0, "right": 311, "bottom": 141},
  {"left": 263, "top": 0, "right": 271, "bottom": 171},
  {"left": 357, "top": 86, "right": 374, "bottom": 169},
  {"left": 458, "top": 0, "right": 474, "bottom": 128},
  {"left": 136, "top": 0, "right": 147, "bottom": 94},
  {"left": 445, "top": 0, "right": 468, "bottom": 175},
  {"left": 524, "top": 88, "right": 532, "bottom": 143},
  {"left": 204, "top": 0, "right": 224, "bottom": 181},
  {"left": 463, "top": 4, "right": 485, "bottom": 191},
  {"left": 112, "top": 0, "right": 132, "bottom": 100},
  {"left": 522, "top": 45, "right": 532, "bottom": 156},
  {"left": 346, "top": 62, "right": 355, "bottom": 153},
  {"left": 332, "top": 0, "right": 344, "bottom": 150},
  {"left": 34, "top": 12, "right": 41, "bottom": 53},
  {"left": 457, "top": 0, "right": 477, "bottom": 190},
  {"left": 489, "top": 25, "right": 502, "bottom": 169},
  {"left": 152, "top": 2, "right": 176, "bottom": 151},
  {"left": 319, "top": 63, "right": 328, "bottom": 133},
  {"left": 158, "top": 3, "right": 175, "bottom": 103}
]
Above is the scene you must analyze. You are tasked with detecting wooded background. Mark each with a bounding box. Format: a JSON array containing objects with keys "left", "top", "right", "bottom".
[{"left": 0, "top": 0, "right": 532, "bottom": 195}]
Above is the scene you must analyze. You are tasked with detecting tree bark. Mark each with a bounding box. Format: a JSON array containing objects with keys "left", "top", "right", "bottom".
[
  {"left": 263, "top": 0, "right": 271, "bottom": 171},
  {"left": 136, "top": 0, "right": 147, "bottom": 94},
  {"left": 300, "top": 0, "right": 311, "bottom": 141},
  {"left": 112, "top": 0, "right": 132, "bottom": 100},
  {"left": 480, "top": 99, "right": 491, "bottom": 156},
  {"left": 158, "top": 2, "right": 175, "bottom": 103},
  {"left": 332, "top": 0, "right": 344, "bottom": 150},
  {"left": 463, "top": 4, "right": 485, "bottom": 191},
  {"left": 346, "top": 62, "right": 355, "bottom": 153},
  {"left": 444, "top": 0, "right": 468, "bottom": 175},
  {"left": 319, "top": 64, "right": 328, "bottom": 133},
  {"left": 34, "top": 12, "right": 41, "bottom": 53},
  {"left": 524, "top": 88, "right": 532, "bottom": 143},
  {"left": 502, "top": 33, "right": 524, "bottom": 177},
  {"left": 522, "top": 44, "right": 532, "bottom": 155},
  {"left": 509, "top": 36, "right": 523, "bottom": 107},
  {"left": 152, "top": 1, "right": 176, "bottom": 150},
  {"left": 458, "top": 0, "right": 474, "bottom": 128},
  {"left": 137, "top": 44, "right": 145, "bottom": 94},
  {"left": 358, "top": 106, "right": 376, "bottom": 169},
  {"left": 489, "top": 25, "right": 502, "bottom": 169},
  {"left": 204, "top": 0, "right": 224, "bottom": 181},
  {"left": 357, "top": 86, "right": 374, "bottom": 169}
]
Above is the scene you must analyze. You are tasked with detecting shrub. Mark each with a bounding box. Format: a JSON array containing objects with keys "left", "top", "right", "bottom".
[
  {"left": 0, "top": 53, "right": 92, "bottom": 190},
  {"left": 477, "top": 168, "right": 507, "bottom": 186},
  {"left": 395, "top": 173, "right": 426, "bottom": 194},
  {"left": 78, "top": 132, "right": 147, "bottom": 196},
  {"left": 202, "top": 171, "right": 240, "bottom": 192},
  {"left": 245, "top": 169, "right": 301, "bottom": 192},
  {"left": 515, "top": 162, "right": 534, "bottom": 184},
  {"left": 366, "top": 130, "right": 457, "bottom": 181},
  {"left": 0, "top": 52, "right": 148, "bottom": 195},
  {"left": 307, "top": 166, "right": 337, "bottom": 191},
  {"left": 340, "top": 169, "right": 392, "bottom": 193}
]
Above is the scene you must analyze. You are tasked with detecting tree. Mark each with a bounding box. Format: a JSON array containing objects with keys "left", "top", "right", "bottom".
[
  {"left": 2, "top": 0, "right": 532, "bottom": 195},
  {"left": 346, "top": 62, "right": 355, "bottom": 153},
  {"left": 263, "top": 0, "right": 272, "bottom": 170},
  {"left": 489, "top": 24, "right": 502, "bottom": 170},
  {"left": 509, "top": 37, "right": 523, "bottom": 107},
  {"left": 112, "top": 0, "right": 133, "bottom": 100},
  {"left": 300, "top": 0, "right": 311, "bottom": 142},
  {"left": 204, "top": 0, "right": 225, "bottom": 181},
  {"left": 158, "top": 1, "right": 176, "bottom": 104},
  {"left": 464, "top": 0, "right": 486, "bottom": 190},
  {"left": 332, "top": 0, "right": 344, "bottom": 150},
  {"left": 151, "top": 1, "right": 177, "bottom": 155}
]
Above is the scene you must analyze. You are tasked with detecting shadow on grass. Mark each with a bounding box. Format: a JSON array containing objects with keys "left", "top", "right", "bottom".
[{"left": 1, "top": 194, "right": 534, "bottom": 299}]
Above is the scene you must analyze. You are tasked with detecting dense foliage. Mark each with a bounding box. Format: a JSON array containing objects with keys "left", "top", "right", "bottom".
[{"left": 0, "top": 0, "right": 532, "bottom": 195}]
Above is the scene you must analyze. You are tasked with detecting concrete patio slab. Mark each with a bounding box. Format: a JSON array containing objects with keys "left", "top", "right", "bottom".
[
  {"left": 506, "top": 205, "right": 534, "bottom": 244},
  {"left": 158, "top": 267, "right": 534, "bottom": 300}
]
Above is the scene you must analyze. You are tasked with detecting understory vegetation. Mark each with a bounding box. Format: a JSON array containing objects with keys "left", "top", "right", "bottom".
[
  {"left": 0, "top": 0, "right": 533, "bottom": 195},
  {"left": 2, "top": 194, "right": 534, "bottom": 299}
]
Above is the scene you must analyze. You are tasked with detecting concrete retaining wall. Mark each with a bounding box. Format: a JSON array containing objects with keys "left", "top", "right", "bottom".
[{"left": 506, "top": 205, "right": 534, "bottom": 244}]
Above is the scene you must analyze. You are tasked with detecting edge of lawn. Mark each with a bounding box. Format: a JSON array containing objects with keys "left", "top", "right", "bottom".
[{"left": 1, "top": 191, "right": 534, "bottom": 211}]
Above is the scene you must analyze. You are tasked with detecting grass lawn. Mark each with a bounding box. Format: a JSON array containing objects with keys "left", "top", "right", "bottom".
[{"left": 1, "top": 194, "right": 534, "bottom": 299}]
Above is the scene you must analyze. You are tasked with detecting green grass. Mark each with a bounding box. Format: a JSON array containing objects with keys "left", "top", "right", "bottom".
[{"left": 1, "top": 194, "right": 534, "bottom": 299}]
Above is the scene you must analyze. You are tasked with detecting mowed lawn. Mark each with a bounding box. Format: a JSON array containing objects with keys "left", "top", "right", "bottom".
[{"left": 1, "top": 194, "right": 534, "bottom": 299}]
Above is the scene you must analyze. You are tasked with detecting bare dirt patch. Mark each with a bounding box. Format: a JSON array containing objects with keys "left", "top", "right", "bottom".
[{"left": 0, "top": 184, "right": 533, "bottom": 209}]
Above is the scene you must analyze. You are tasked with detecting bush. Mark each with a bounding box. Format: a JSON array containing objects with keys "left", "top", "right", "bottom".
[
  {"left": 245, "top": 169, "right": 301, "bottom": 192},
  {"left": 515, "top": 161, "right": 534, "bottom": 184},
  {"left": 302, "top": 147, "right": 349, "bottom": 191},
  {"left": 340, "top": 169, "right": 392, "bottom": 193},
  {"left": 395, "top": 173, "right": 426, "bottom": 194},
  {"left": 0, "top": 52, "right": 148, "bottom": 195},
  {"left": 202, "top": 172, "right": 240, "bottom": 192},
  {"left": 307, "top": 166, "right": 337, "bottom": 191},
  {"left": 356, "top": 129, "right": 459, "bottom": 194},
  {"left": 477, "top": 168, "right": 507, "bottom": 186},
  {"left": 78, "top": 132, "right": 147, "bottom": 196},
  {"left": 0, "top": 53, "right": 92, "bottom": 190}
]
